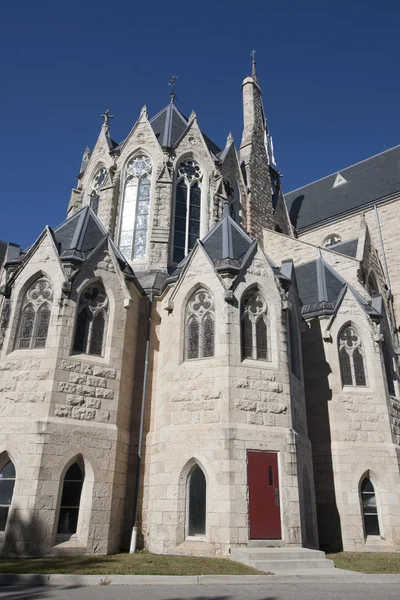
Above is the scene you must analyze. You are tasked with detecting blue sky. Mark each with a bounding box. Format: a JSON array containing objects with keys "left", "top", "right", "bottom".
[{"left": 1, "top": 0, "right": 399, "bottom": 248}]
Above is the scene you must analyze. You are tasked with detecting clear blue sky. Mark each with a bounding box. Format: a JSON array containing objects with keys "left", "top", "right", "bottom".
[{"left": 1, "top": 0, "right": 399, "bottom": 248}]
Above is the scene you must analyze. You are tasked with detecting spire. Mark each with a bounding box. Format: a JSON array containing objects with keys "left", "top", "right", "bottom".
[
  {"left": 251, "top": 50, "right": 258, "bottom": 83},
  {"left": 101, "top": 109, "right": 113, "bottom": 135},
  {"left": 169, "top": 75, "right": 178, "bottom": 104}
]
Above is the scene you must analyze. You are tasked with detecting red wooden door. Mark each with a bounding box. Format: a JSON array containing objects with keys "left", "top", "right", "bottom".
[{"left": 247, "top": 451, "right": 281, "bottom": 539}]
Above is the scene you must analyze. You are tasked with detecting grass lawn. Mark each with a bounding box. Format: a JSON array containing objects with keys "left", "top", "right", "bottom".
[
  {"left": 0, "top": 551, "right": 264, "bottom": 576},
  {"left": 329, "top": 552, "right": 400, "bottom": 574}
]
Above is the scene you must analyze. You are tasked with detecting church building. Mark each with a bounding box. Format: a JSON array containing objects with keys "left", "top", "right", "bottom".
[{"left": 0, "top": 56, "right": 400, "bottom": 561}]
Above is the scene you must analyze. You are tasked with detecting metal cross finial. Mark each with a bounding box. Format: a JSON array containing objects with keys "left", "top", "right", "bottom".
[
  {"left": 101, "top": 109, "right": 114, "bottom": 132},
  {"left": 251, "top": 50, "right": 258, "bottom": 83},
  {"left": 169, "top": 75, "right": 178, "bottom": 104}
]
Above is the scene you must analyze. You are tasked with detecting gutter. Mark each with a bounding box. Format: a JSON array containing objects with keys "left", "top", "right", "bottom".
[{"left": 130, "top": 292, "right": 153, "bottom": 553}]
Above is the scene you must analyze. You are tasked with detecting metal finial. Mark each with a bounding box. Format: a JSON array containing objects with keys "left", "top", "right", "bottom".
[
  {"left": 101, "top": 109, "right": 114, "bottom": 133},
  {"left": 251, "top": 50, "right": 258, "bottom": 83},
  {"left": 169, "top": 75, "right": 178, "bottom": 104}
]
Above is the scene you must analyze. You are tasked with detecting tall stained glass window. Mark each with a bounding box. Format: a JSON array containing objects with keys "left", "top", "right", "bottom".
[
  {"left": 0, "top": 460, "right": 16, "bottom": 532},
  {"left": 73, "top": 284, "right": 108, "bottom": 357},
  {"left": 89, "top": 167, "right": 108, "bottom": 216},
  {"left": 338, "top": 325, "right": 367, "bottom": 387},
  {"left": 119, "top": 155, "right": 152, "bottom": 260},
  {"left": 173, "top": 160, "right": 202, "bottom": 264},
  {"left": 241, "top": 289, "right": 269, "bottom": 361},
  {"left": 17, "top": 279, "right": 53, "bottom": 350},
  {"left": 186, "top": 289, "right": 215, "bottom": 360}
]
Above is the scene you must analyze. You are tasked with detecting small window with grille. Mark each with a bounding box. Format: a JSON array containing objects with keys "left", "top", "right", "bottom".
[
  {"left": 185, "top": 289, "right": 215, "bottom": 360},
  {"left": 338, "top": 325, "right": 367, "bottom": 387}
]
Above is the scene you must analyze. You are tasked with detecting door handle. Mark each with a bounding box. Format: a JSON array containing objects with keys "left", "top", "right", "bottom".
[{"left": 273, "top": 488, "right": 279, "bottom": 507}]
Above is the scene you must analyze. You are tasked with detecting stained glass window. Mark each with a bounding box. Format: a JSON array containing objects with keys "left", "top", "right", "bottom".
[
  {"left": 173, "top": 160, "right": 202, "bottom": 264},
  {"left": 119, "top": 155, "right": 152, "bottom": 261},
  {"left": 241, "top": 289, "right": 269, "bottom": 361},
  {"left": 17, "top": 279, "right": 53, "bottom": 350},
  {"left": 338, "top": 325, "right": 367, "bottom": 387},
  {"left": 57, "top": 462, "right": 84, "bottom": 537},
  {"left": 0, "top": 460, "right": 15, "bottom": 532},
  {"left": 186, "top": 289, "right": 214, "bottom": 360},
  {"left": 73, "top": 284, "right": 108, "bottom": 357},
  {"left": 188, "top": 465, "right": 206, "bottom": 537},
  {"left": 88, "top": 167, "right": 108, "bottom": 216},
  {"left": 361, "top": 478, "right": 380, "bottom": 536}
]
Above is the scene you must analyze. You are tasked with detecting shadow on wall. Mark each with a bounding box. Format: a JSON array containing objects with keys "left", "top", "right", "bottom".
[
  {"left": 302, "top": 319, "right": 343, "bottom": 552},
  {"left": 2, "top": 511, "right": 48, "bottom": 557}
]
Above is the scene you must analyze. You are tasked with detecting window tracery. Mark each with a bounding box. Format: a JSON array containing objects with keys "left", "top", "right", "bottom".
[
  {"left": 73, "top": 284, "right": 108, "bottom": 356},
  {"left": 338, "top": 325, "right": 367, "bottom": 386},
  {"left": 0, "top": 460, "right": 15, "bottom": 532},
  {"left": 241, "top": 289, "right": 269, "bottom": 361},
  {"left": 323, "top": 234, "right": 341, "bottom": 248},
  {"left": 173, "top": 159, "right": 202, "bottom": 264},
  {"left": 89, "top": 167, "right": 108, "bottom": 215},
  {"left": 186, "top": 289, "right": 214, "bottom": 360},
  {"left": 17, "top": 279, "right": 52, "bottom": 349},
  {"left": 119, "top": 155, "right": 152, "bottom": 261}
]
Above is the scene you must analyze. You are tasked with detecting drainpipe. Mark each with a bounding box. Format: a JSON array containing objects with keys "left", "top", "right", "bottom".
[
  {"left": 373, "top": 205, "right": 398, "bottom": 341},
  {"left": 130, "top": 292, "right": 153, "bottom": 553}
]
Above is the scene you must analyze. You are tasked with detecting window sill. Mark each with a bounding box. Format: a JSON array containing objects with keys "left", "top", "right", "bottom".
[
  {"left": 54, "top": 535, "right": 85, "bottom": 549},
  {"left": 185, "top": 535, "right": 207, "bottom": 542},
  {"left": 241, "top": 358, "right": 277, "bottom": 370},
  {"left": 6, "top": 348, "right": 49, "bottom": 359},
  {"left": 341, "top": 385, "right": 372, "bottom": 393},
  {"left": 69, "top": 352, "right": 109, "bottom": 365}
]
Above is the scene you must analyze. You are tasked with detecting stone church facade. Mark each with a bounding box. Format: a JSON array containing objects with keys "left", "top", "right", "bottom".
[{"left": 0, "top": 59, "right": 400, "bottom": 557}]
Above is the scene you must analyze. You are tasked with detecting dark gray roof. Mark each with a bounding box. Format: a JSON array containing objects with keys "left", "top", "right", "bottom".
[
  {"left": 295, "top": 256, "right": 381, "bottom": 319},
  {"left": 285, "top": 145, "right": 400, "bottom": 232},
  {"left": 136, "top": 270, "right": 168, "bottom": 296}
]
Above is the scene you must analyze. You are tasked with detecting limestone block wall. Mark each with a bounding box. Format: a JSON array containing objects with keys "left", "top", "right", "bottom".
[
  {"left": 141, "top": 246, "right": 316, "bottom": 556},
  {"left": 0, "top": 235, "right": 142, "bottom": 555},
  {"left": 302, "top": 294, "right": 400, "bottom": 552}
]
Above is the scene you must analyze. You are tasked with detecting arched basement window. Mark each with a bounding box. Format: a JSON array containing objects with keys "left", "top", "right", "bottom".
[
  {"left": 0, "top": 460, "right": 16, "bottom": 532},
  {"left": 89, "top": 167, "right": 108, "bottom": 216},
  {"left": 361, "top": 478, "right": 380, "bottom": 536},
  {"left": 339, "top": 325, "right": 367, "bottom": 387},
  {"left": 186, "top": 289, "right": 215, "bottom": 360},
  {"left": 241, "top": 289, "right": 269, "bottom": 361},
  {"left": 188, "top": 465, "right": 206, "bottom": 537},
  {"left": 73, "top": 284, "right": 108, "bottom": 356},
  {"left": 57, "top": 462, "right": 84, "bottom": 537},
  {"left": 172, "top": 160, "right": 202, "bottom": 264},
  {"left": 17, "top": 279, "right": 53, "bottom": 349},
  {"left": 119, "top": 155, "right": 152, "bottom": 261}
]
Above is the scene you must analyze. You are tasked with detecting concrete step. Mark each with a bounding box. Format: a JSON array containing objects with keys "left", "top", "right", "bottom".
[
  {"left": 252, "top": 558, "right": 335, "bottom": 572},
  {"left": 232, "top": 548, "right": 326, "bottom": 561},
  {"left": 247, "top": 540, "right": 286, "bottom": 548},
  {"left": 230, "top": 546, "right": 334, "bottom": 573}
]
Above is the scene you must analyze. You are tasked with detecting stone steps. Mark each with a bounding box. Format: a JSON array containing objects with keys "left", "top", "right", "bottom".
[{"left": 230, "top": 546, "right": 335, "bottom": 573}]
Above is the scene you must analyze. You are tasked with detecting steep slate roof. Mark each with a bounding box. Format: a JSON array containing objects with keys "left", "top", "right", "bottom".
[
  {"left": 285, "top": 145, "right": 400, "bottom": 232},
  {"left": 295, "top": 256, "right": 381, "bottom": 319}
]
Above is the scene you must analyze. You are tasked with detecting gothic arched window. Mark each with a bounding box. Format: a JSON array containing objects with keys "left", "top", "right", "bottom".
[
  {"left": 382, "top": 335, "right": 396, "bottom": 397},
  {"left": 17, "top": 279, "right": 53, "bottom": 349},
  {"left": 0, "top": 460, "right": 16, "bottom": 532},
  {"left": 367, "top": 272, "right": 379, "bottom": 297},
  {"left": 188, "top": 465, "right": 206, "bottom": 537},
  {"left": 361, "top": 477, "right": 380, "bottom": 536},
  {"left": 89, "top": 167, "right": 108, "bottom": 215},
  {"left": 173, "top": 159, "right": 202, "bottom": 264},
  {"left": 57, "top": 461, "right": 84, "bottom": 537},
  {"left": 186, "top": 289, "right": 215, "bottom": 360},
  {"left": 339, "top": 325, "right": 367, "bottom": 387},
  {"left": 119, "top": 155, "right": 152, "bottom": 261},
  {"left": 73, "top": 284, "right": 108, "bottom": 356},
  {"left": 241, "top": 289, "right": 269, "bottom": 361}
]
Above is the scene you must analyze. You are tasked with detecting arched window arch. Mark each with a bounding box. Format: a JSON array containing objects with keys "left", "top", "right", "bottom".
[
  {"left": 187, "top": 465, "right": 206, "bottom": 537},
  {"left": 0, "top": 459, "right": 16, "bottom": 532},
  {"left": 57, "top": 460, "right": 84, "bottom": 537},
  {"left": 367, "top": 272, "right": 379, "bottom": 297},
  {"left": 73, "top": 284, "right": 108, "bottom": 356},
  {"left": 186, "top": 288, "right": 215, "bottom": 360},
  {"left": 323, "top": 234, "right": 341, "bottom": 248},
  {"left": 173, "top": 159, "right": 202, "bottom": 264},
  {"left": 338, "top": 324, "right": 367, "bottom": 387},
  {"left": 119, "top": 155, "right": 152, "bottom": 261},
  {"left": 360, "top": 477, "right": 380, "bottom": 536},
  {"left": 241, "top": 289, "right": 269, "bottom": 361},
  {"left": 89, "top": 167, "right": 108, "bottom": 216},
  {"left": 16, "top": 278, "right": 53, "bottom": 349}
]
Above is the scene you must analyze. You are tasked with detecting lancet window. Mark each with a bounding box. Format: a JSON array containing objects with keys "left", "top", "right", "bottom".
[
  {"left": 89, "top": 167, "right": 108, "bottom": 215},
  {"left": 224, "top": 179, "right": 240, "bottom": 222},
  {"left": 186, "top": 289, "right": 215, "bottom": 360},
  {"left": 338, "top": 325, "right": 367, "bottom": 387},
  {"left": 0, "top": 460, "right": 16, "bottom": 532},
  {"left": 73, "top": 284, "right": 108, "bottom": 357},
  {"left": 17, "top": 279, "right": 53, "bottom": 349},
  {"left": 173, "top": 159, "right": 202, "bottom": 264},
  {"left": 241, "top": 289, "right": 269, "bottom": 361},
  {"left": 188, "top": 465, "right": 206, "bottom": 537},
  {"left": 57, "top": 461, "right": 84, "bottom": 537},
  {"left": 119, "top": 155, "right": 152, "bottom": 261},
  {"left": 361, "top": 477, "right": 380, "bottom": 536}
]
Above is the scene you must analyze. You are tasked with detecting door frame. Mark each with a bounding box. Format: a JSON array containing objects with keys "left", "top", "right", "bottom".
[{"left": 246, "top": 449, "right": 283, "bottom": 541}]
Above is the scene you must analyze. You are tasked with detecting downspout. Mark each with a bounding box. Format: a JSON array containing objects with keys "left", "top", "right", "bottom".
[
  {"left": 373, "top": 205, "right": 398, "bottom": 341},
  {"left": 130, "top": 292, "right": 153, "bottom": 553}
]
